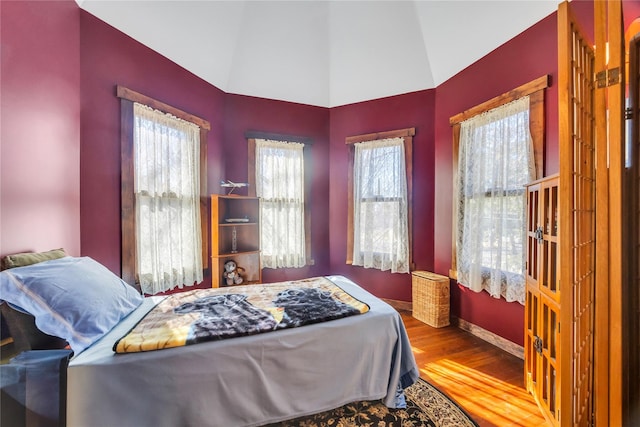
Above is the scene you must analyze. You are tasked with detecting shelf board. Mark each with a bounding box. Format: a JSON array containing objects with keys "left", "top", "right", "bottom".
[{"left": 213, "top": 250, "right": 261, "bottom": 258}]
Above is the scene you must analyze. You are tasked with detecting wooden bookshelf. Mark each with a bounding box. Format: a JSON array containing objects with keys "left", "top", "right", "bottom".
[{"left": 210, "top": 195, "right": 261, "bottom": 287}]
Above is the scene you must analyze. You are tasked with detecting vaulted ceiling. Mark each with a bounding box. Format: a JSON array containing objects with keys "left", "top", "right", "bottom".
[{"left": 77, "top": 0, "right": 559, "bottom": 107}]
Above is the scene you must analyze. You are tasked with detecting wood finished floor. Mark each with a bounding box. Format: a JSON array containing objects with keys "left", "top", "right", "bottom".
[{"left": 400, "top": 311, "right": 548, "bottom": 427}]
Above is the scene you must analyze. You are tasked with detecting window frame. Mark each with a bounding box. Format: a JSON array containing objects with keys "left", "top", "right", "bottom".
[
  {"left": 449, "top": 75, "right": 548, "bottom": 279},
  {"left": 246, "top": 131, "right": 313, "bottom": 266},
  {"left": 345, "top": 127, "right": 415, "bottom": 270},
  {"left": 117, "top": 86, "right": 210, "bottom": 292}
]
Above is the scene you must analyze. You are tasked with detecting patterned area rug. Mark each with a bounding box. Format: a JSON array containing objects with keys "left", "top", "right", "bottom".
[{"left": 268, "top": 378, "right": 478, "bottom": 426}]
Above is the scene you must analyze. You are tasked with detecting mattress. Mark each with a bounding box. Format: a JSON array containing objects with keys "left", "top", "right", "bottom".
[{"left": 66, "top": 275, "right": 419, "bottom": 427}]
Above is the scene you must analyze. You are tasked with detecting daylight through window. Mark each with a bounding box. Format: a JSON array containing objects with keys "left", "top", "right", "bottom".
[
  {"left": 455, "top": 97, "right": 534, "bottom": 304},
  {"left": 133, "top": 102, "right": 203, "bottom": 294},
  {"left": 255, "top": 139, "right": 306, "bottom": 268},
  {"left": 352, "top": 137, "right": 410, "bottom": 273}
]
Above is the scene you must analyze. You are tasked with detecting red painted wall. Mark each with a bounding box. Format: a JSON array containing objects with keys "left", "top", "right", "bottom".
[
  {"left": 433, "top": 3, "right": 597, "bottom": 345},
  {"left": 79, "top": 11, "right": 226, "bottom": 287},
  {"left": 1, "top": 0, "right": 81, "bottom": 258},
  {"left": 78, "top": 12, "right": 331, "bottom": 289},
  {"left": 328, "top": 90, "right": 436, "bottom": 302},
  {"left": 625, "top": 1, "right": 640, "bottom": 29},
  {"left": 11, "top": 0, "right": 637, "bottom": 346},
  {"left": 223, "top": 94, "right": 331, "bottom": 283},
  {"left": 433, "top": 13, "right": 558, "bottom": 345}
]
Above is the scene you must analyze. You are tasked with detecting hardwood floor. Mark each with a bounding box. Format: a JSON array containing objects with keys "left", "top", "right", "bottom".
[{"left": 400, "top": 311, "right": 548, "bottom": 427}]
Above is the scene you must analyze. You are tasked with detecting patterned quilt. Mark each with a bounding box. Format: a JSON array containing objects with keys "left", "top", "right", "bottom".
[{"left": 113, "top": 277, "right": 369, "bottom": 353}]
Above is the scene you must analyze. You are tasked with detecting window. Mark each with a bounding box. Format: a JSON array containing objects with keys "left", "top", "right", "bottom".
[
  {"left": 346, "top": 128, "right": 414, "bottom": 273},
  {"left": 450, "top": 76, "right": 547, "bottom": 304},
  {"left": 247, "top": 133, "right": 311, "bottom": 268},
  {"left": 118, "top": 86, "right": 209, "bottom": 294}
]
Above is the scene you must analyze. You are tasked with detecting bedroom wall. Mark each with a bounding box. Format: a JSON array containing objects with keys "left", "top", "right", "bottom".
[
  {"left": 625, "top": 1, "right": 640, "bottom": 29},
  {"left": 0, "top": 0, "right": 81, "bottom": 258},
  {"left": 73, "top": 0, "right": 637, "bottom": 347},
  {"left": 78, "top": 11, "right": 332, "bottom": 290},
  {"left": 328, "top": 89, "right": 436, "bottom": 302},
  {"left": 433, "top": 2, "right": 594, "bottom": 346},
  {"left": 10, "top": 0, "right": 625, "bottom": 348},
  {"left": 79, "top": 11, "right": 226, "bottom": 288},
  {"left": 222, "top": 94, "right": 331, "bottom": 283}
]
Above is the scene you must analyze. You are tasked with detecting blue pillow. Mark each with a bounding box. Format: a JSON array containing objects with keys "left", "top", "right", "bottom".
[{"left": 0, "top": 256, "right": 143, "bottom": 355}]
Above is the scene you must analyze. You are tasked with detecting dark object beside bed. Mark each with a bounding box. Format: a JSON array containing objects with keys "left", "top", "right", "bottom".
[
  {"left": 0, "top": 304, "right": 68, "bottom": 353},
  {"left": 0, "top": 250, "right": 71, "bottom": 427},
  {"left": 0, "top": 349, "right": 72, "bottom": 427},
  {"left": 0, "top": 249, "right": 69, "bottom": 354}
]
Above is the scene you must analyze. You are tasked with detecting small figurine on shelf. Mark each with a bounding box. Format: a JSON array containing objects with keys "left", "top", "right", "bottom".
[
  {"left": 223, "top": 260, "right": 244, "bottom": 286},
  {"left": 220, "top": 180, "right": 249, "bottom": 195}
]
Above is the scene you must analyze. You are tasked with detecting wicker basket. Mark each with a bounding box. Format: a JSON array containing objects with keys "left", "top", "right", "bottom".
[{"left": 412, "top": 271, "right": 450, "bottom": 328}]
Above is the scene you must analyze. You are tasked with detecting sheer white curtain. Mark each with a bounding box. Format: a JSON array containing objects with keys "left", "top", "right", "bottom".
[
  {"left": 456, "top": 96, "right": 535, "bottom": 304},
  {"left": 353, "top": 137, "right": 409, "bottom": 273},
  {"left": 133, "top": 102, "right": 203, "bottom": 294},
  {"left": 255, "top": 139, "right": 305, "bottom": 268}
]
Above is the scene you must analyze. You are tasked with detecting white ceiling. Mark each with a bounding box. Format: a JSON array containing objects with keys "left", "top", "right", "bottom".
[{"left": 76, "top": 0, "right": 559, "bottom": 108}]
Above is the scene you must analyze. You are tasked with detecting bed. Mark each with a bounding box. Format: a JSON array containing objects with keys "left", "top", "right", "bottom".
[{"left": 0, "top": 252, "right": 419, "bottom": 427}]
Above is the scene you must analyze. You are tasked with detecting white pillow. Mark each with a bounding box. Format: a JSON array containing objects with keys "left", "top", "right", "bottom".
[{"left": 0, "top": 256, "right": 143, "bottom": 355}]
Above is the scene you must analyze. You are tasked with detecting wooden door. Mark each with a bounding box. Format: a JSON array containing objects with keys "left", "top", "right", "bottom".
[
  {"left": 525, "top": 175, "right": 561, "bottom": 426},
  {"left": 558, "top": 2, "right": 597, "bottom": 425},
  {"left": 607, "top": 1, "right": 626, "bottom": 425},
  {"left": 627, "top": 30, "right": 640, "bottom": 426},
  {"left": 594, "top": 0, "right": 626, "bottom": 425},
  {"left": 524, "top": 182, "right": 542, "bottom": 404}
]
